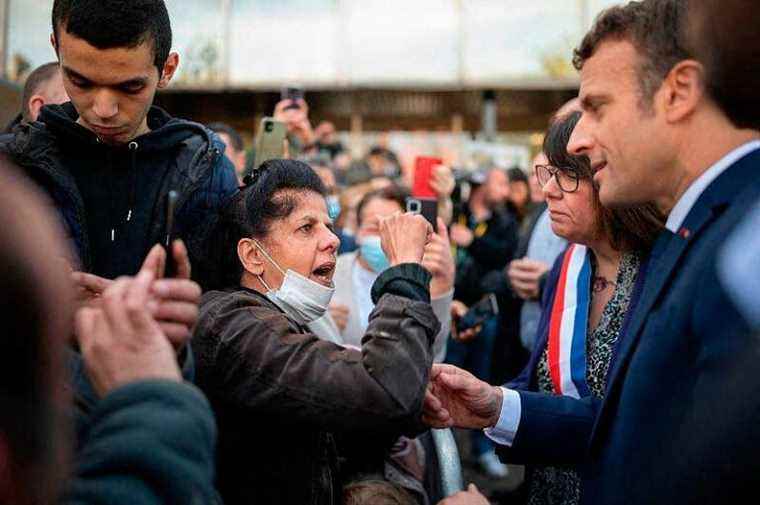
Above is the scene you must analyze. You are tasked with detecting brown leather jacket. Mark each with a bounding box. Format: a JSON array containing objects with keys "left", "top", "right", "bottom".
[{"left": 192, "top": 265, "right": 440, "bottom": 505}]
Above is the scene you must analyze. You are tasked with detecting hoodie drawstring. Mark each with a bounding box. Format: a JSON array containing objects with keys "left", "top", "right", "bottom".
[{"left": 107, "top": 141, "right": 139, "bottom": 242}]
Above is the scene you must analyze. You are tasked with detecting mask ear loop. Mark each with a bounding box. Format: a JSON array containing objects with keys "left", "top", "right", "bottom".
[{"left": 252, "top": 239, "right": 286, "bottom": 291}]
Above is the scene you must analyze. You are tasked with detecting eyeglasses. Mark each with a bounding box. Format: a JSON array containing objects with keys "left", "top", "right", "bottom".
[{"left": 534, "top": 164, "right": 580, "bottom": 194}]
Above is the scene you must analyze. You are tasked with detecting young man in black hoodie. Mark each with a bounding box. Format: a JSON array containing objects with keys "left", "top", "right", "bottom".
[{"left": 0, "top": 0, "right": 238, "bottom": 332}]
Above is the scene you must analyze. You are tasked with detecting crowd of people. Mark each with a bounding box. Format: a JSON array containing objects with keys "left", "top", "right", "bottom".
[{"left": 1, "top": 0, "right": 759, "bottom": 504}]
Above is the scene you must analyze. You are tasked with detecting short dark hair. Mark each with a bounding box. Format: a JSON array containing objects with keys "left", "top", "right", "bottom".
[
  {"left": 208, "top": 122, "right": 244, "bottom": 153},
  {"left": 197, "top": 159, "right": 326, "bottom": 291},
  {"left": 543, "top": 111, "right": 664, "bottom": 252},
  {"left": 355, "top": 185, "right": 409, "bottom": 227},
  {"left": 507, "top": 167, "right": 529, "bottom": 185},
  {"left": 52, "top": 0, "right": 172, "bottom": 73},
  {"left": 687, "top": 0, "right": 760, "bottom": 130},
  {"left": 573, "top": 0, "right": 689, "bottom": 106},
  {"left": 21, "top": 62, "right": 61, "bottom": 122}
]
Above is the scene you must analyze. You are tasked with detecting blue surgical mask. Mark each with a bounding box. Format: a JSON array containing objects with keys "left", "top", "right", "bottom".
[
  {"left": 359, "top": 235, "right": 390, "bottom": 273},
  {"left": 327, "top": 195, "right": 341, "bottom": 220}
]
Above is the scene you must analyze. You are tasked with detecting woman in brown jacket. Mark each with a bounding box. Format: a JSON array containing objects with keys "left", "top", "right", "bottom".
[{"left": 192, "top": 159, "right": 441, "bottom": 505}]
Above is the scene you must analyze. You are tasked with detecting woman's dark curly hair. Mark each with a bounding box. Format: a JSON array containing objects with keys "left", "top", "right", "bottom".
[
  {"left": 196, "top": 159, "right": 326, "bottom": 291},
  {"left": 542, "top": 111, "right": 664, "bottom": 252}
]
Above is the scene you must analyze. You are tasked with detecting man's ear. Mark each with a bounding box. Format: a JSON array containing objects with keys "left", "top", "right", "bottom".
[
  {"left": 238, "top": 238, "right": 264, "bottom": 277},
  {"left": 28, "top": 96, "right": 45, "bottom": 122},
  {"left": 661, "top": 59, "right": 705, "bottom": 124},
  {"left": 157, "top": 52, "right": 179, "bottom": 89},
  {"left": 50, "top": 32, "right": 58, "bottom": 53}
]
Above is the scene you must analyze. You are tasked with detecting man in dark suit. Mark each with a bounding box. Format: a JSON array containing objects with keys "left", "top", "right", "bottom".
[
  {"left": 422, "top": 1, "right": 760, "bottom": 503},
  {"left": 567, "top": 0, "right": 760, "bottom": 502}
]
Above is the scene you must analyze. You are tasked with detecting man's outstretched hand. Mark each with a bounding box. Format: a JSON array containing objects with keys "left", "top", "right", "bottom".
[
  {"left": 423, "top": 364, "right": 503, "bottom": 430},
  {"left": 71, "top": 240, "right": 201, "bottom": 348}
]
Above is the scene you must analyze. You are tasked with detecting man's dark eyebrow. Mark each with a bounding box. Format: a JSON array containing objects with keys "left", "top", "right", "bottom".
[
  {"left": 61, "top": 66, "right": 91, "bottom": 83},
  {"left": 61, "top": 65, "right": 147, "bottom": 88}
]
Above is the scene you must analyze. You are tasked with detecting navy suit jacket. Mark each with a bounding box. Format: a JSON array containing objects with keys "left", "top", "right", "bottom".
[
  {"left": 495, "top": 245, "right": 649, "bottom": 467},
  {"left": 582, "top": 148, "right": 760, "bottom": 505}
]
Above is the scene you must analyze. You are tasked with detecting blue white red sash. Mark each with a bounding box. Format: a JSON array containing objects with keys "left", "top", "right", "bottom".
[{"left": 547, "top": 244, "right": 592, "bottom": 399}]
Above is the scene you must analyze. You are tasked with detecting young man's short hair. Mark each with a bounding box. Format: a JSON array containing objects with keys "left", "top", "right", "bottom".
[
  {"left": 573, "top": 0, "right": 690, "bottom": 107},
  {"left": 21, "top": 62, "right": 60, "bottom": 122},
  {"left": 52, "top": 0, "right": 172, "bottom": 73}
]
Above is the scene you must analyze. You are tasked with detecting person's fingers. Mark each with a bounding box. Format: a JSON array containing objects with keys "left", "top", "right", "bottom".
[
  {"left": 101, "top": 277, "right": 133, "bottom": 335},
  {"left": 172, "top": 239, "right": 192, "bottom": 280},
  {"left": 152, "top": 301, "right": 199, "bottom": 328},
  {"left": 438, "top": 367, "right": 480, "bottom": 392},
  {"left": 424, "top": 386, "right": 443, "bottom": 408},
  {"left": 152, "top": 279, "right": 202, "bottom": 304},
  {"left": 125, "top": 269, "right": 158, "bottom": 336},
  {"left": 141, "top": 244, "right": 166, "bottom": 279},
  {"left": 436, "top": 217, "right": 450, "bottom": 243},
  {"left": 74, "top": 307, "right": 98, "bottom": 346},
  {"left": 511, "top": 277, "right": 537, "bottom": 291},
  {"left": 158, "top": 321, "right": 191, "bottom": 347},
  {"left": 509, "top": 268, "right": 541, "bottom": 283},
  {"left": 71, "top": 271, "right": 112, "bottom": 294}
]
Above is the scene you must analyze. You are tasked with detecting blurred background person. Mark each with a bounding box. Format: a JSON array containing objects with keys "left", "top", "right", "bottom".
[
  {"left": 4, "top": 61, "right": 68, "bottom": 132},
  {"left": 314, "top": 120, "right": 346, "bottom": 160},
  {"left": 209, "top": 122, "right": 247, "bottom": 183},
  {"left": 447, "top": 166, "right": 517, "bottom": 478}
]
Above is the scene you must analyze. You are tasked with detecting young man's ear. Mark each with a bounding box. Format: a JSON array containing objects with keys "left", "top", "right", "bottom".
[
  {"left": 50, "top": 32, "right": 58, "bottom": 53},
  {"left": 157, "top": 52, "right": 179, "bottom": 89},
  {"left": 237, "top": 238, "right": 265, "bottom": 277}
]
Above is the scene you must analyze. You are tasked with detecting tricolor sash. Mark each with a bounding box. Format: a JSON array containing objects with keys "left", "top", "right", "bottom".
[{"left": 547, "top": 244, "right": 592, "bottom": 399}]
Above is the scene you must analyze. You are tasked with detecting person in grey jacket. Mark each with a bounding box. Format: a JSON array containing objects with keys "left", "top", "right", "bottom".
[{"left": 192, "top": 159, "right": 441, "bottom": 505}]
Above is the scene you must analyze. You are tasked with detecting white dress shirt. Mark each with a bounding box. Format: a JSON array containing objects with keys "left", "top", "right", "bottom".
[
  {"left": 666, "top": 140, "right": 760, "bottom": 233},
  {"left": 486, "top": 140, "right": 760, "bottom": 447}
]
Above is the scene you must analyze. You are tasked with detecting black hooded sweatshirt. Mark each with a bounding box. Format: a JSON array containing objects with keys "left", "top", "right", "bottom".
[{"left": 1, "top": 102, "right": 238, "bottom": 279}]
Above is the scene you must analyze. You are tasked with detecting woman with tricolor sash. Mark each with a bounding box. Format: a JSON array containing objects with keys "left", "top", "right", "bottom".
[{"left": 422, "top": 110, "right": 664, "bottom": 505}]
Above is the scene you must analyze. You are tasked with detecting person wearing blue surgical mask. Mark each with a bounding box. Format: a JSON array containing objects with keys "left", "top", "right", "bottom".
[
  {"left": 191, "top": 160, "right": 440, "bottom": 505},
  {"left": 328, "top": 185, "right": 454, "bottom": 362}
]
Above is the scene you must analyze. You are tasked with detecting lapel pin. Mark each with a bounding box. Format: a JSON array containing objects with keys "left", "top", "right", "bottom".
[{"left": 678, "top": 227, "right": 691, "bottom": 239}]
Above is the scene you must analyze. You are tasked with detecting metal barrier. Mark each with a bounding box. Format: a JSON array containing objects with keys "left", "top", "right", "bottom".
[{"left": 431, "top": 428, "right": 465, "bottom": 497}]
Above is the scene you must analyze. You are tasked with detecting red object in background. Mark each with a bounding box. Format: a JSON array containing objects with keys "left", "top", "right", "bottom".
[{"left": 412, "top": 156, "right": 442, "bottom": 198}]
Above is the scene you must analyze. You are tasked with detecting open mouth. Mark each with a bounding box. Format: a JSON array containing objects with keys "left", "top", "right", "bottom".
[
  {"left": 311, "top": 262, "right": 336, "bottom": 286},
  {"left": 592, "top": 161, "right": 608, "bottom": 175}
]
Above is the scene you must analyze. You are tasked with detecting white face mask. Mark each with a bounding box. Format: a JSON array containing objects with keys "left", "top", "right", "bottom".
[{"left": 254, "top": 241, "right": 335, "bottom": 325}]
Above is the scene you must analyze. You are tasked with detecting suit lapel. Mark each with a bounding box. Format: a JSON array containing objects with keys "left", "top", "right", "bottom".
[{"left": 589, "top": 147, "right": 760, "bottom": 450}]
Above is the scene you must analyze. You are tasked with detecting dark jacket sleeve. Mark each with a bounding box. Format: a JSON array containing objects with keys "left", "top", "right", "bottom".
[
  {"left": 199, "top": 283, "right": 440, "bottom": 435},
  {"left": 497, "top": 393, "right": 600, "bottom": 466},
  {"left": 62, "top": 381, "right": 217, "bottom": 505}
]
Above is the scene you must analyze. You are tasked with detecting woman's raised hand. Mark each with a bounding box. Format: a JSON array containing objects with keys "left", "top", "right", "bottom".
[{"left": 378, "top": 212, "right": 433, "bottom": 266}]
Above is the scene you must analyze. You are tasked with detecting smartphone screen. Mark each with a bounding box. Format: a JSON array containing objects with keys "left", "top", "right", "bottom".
[{"left": 412, "top": 156, "right": 442, "bottom": 199}]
